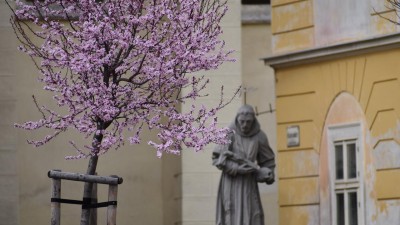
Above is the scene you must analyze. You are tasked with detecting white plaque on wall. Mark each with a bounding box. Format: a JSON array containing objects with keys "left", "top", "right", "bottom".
[{"left": 287, "top": 125, "right": 300, "bottom": 147}]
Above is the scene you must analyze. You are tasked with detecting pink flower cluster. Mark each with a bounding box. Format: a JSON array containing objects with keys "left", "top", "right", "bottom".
[{"left": 11, "top": 0, "right": 236, "bottom": 158}]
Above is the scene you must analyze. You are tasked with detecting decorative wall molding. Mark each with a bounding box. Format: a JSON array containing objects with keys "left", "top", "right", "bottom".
[{"left": 263, "top": 33, "right": 400, "bottom": 69}]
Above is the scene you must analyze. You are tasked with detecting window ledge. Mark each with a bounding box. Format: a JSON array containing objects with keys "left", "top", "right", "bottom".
[{"left": 263, "top": 33, "right": 400, "bottom": 69}]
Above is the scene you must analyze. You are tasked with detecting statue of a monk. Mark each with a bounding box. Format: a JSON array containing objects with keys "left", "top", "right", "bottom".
[{"left": 212, "top": 104, "right": 275, "bottom": 225}]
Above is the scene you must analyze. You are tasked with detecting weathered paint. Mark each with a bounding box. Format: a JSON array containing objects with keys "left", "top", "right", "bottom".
[
  {"left": 280, "top": 205, "right": 319, "bottom": 225},
  {"left": 376, "top": 200, "right": 400, "bottom": 224},
  {"left": 272, "top": 0, "right": 400, "bottom": 223},
  {"left": 272, "top": 27, "right": 314, "bottom": 54},
  {"left": 271, "top": 0, "right": 399, "bottom": 53},
  {"left": 278, "top": 149, "right": 319, "bottom": 178},
  {"left": 371, "top": 11, "right": 398, "bottom": 35},
  {"left": 370, "top": 0, "right": 400, "bottom": 35},
  {"left": 276, "top": 49, "right": 400, "bottom": 155},
  {"left": 373, "top": 139, "right": 400, "bottom": 169},
  {"left": 271, "top": 0, "right": 314, "bottom": 53},
  {"left": 364, "top": 79, "right": 400, "bottom": 130},
  {"left": 314, "top": 0, "right": 370, "bottom": 46},
  {"left": 275, "top": 49, "right": 400, "bottom": 224},
  {"left": 271, "top": 1, "right": 313, "bottom": 34},
  {"left": 279, "top": 177, "right": 319, "bottom": 205}
]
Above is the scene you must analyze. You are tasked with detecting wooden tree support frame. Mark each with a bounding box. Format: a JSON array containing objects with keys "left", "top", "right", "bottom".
[{"left": 48, "top": 170, "right": 123, "bottom": 225}]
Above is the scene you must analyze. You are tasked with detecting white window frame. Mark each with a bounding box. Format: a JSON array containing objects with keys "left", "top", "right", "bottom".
[{"left": 328, "top": 123, "right": 364, "bottom": 225}]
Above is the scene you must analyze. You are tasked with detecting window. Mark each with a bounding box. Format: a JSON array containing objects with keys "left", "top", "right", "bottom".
[
  {"left": 328, "top": 124, "right": 364, "bottom": 225},
  {"left": 334, "top": 140, "right": 359, "bottom": 225},
  {"left": 242, "top": 0, "right": 270, "bottom": 4}
]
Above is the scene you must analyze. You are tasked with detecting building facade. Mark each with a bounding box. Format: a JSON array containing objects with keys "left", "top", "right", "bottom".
[{"left": 265, "top": 0, "right": 400, "bottom": 225}]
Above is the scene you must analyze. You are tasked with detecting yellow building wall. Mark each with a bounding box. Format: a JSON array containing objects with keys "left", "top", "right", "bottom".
[
  {"left": 271, "top": 0, "right": 314, "bottom": 54},
  {"left": 271, "top": 0, "right": 400, "bottom": 54},
  {"left": 275, "top": 48, "right": 400, "bottom": 225}
]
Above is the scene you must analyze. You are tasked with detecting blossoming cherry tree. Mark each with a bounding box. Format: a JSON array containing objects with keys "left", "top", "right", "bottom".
[{"left": 8, "top": 0, "right": 235, "bottom": 224}]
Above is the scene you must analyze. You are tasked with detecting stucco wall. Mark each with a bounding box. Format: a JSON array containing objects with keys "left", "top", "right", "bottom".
[
  {"left": 180, "top": 1, "right": 242, "bottom": 225},
  {"left": 271, "top": 0, "right": 400, "bottom": 54},
  {"left": 0, "top": 1, "right": 19, "bottom": 224},
  {"left": 269, "top": 0, "right": 400, "bottom": 224},
  {"left": 275, "top": 49, "right": 400, "bottom": 225},
  {"left": 242, "top": 22, "right": 278, "bottom": 225},
  {"left": 271, "top": 0, "right": 314, "bottom": 54}
]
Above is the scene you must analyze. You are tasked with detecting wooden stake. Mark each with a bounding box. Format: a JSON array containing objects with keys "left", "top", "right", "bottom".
[
  {"left": 107, "top": 176, "right": 118, "bottom": 225},
  {"left": 89, "top": 178, "right": 98, "bottom": 225},
  {"left": 51, "top": 170, "right": 61, "bottom": 225},
  {"left": 80, "top": 155, "right": 98, "bottom": 225}
]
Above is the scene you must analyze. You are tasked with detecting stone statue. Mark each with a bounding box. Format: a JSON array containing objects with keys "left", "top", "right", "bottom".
[{"left": 212, "top": 104, "right": 275, "bottom": 225}]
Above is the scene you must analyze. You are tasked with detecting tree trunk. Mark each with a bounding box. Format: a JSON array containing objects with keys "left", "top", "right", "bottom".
[{"left": 80, "top": 155, "right": 99, "bottom": 225}]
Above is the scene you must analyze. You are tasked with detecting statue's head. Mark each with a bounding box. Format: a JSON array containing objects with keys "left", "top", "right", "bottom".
[{"left": 236, "top": 105, "right": 256, "bottom": 135}]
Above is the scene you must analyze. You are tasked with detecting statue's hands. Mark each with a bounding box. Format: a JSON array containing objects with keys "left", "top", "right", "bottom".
[
  {"left": 213, "top": 151, "right": 234, "bottom": 170},
  {"left": 217, "top": 151, "right": 258, "bottom": 176},
  {"left": 237, "top": 163, "right": 257, "bottom": 174},
  {"left": 256, "top": 167, "right": 275, "bottom": 184},
  {"left": 222, "top": 151, "right": 234, "bottom": 157},
  {"left": 265, "top": 171, "right": 275, "bottom": 185},
  {"left": 221, "top": 161, "right": 238, "bottom": 176}
]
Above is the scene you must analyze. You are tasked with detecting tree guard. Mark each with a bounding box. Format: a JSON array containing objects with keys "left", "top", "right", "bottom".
[{"left": 48, "top": 170, "right": 123, "bottom": 225}]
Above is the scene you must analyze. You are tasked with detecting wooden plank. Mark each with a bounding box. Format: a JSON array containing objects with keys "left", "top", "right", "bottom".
[{"left": 48, "top": 170, "right": 123, "bottom": 185}]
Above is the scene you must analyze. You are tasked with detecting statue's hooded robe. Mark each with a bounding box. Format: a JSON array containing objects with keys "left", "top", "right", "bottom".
[{"left": 212, "top": 105, "right": 275, "bottom": 225}]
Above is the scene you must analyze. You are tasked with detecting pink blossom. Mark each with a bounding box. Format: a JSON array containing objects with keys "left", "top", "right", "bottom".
[{"left": 9, "top": 0, "right": 238, "bottom": 158}]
